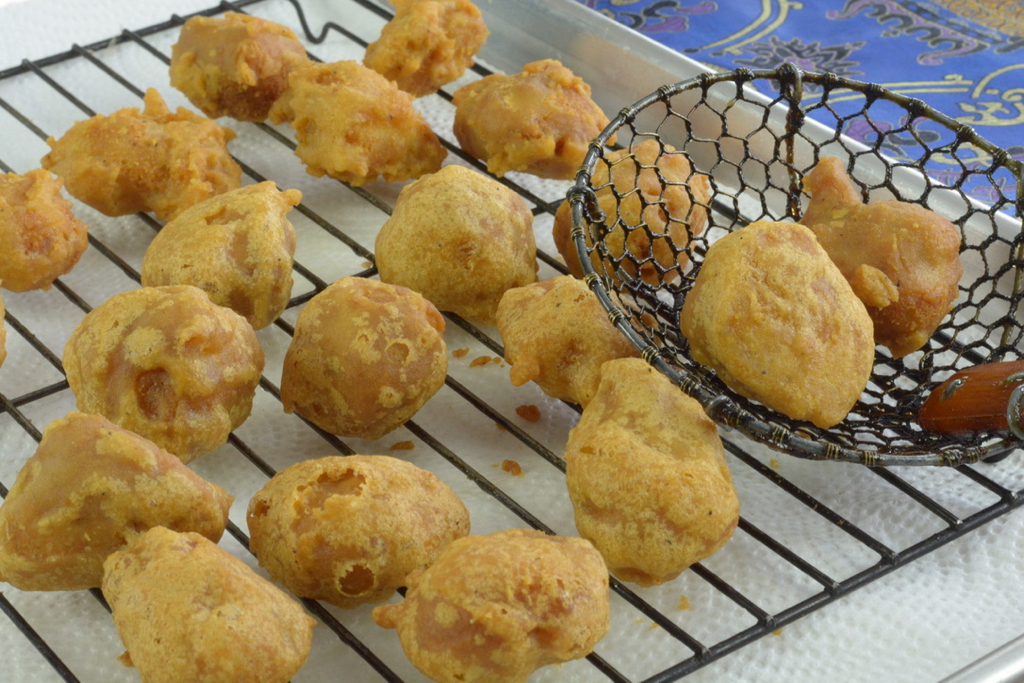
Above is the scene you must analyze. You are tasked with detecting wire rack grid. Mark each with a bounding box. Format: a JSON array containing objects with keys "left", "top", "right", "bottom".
[{"left": 0, "top": 1, "right": 1022, "bottom": 682}]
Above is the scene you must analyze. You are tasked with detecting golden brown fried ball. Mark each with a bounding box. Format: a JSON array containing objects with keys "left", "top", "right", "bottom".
[
  {"left": 247, "top": 455, "right": 470, "bottom": 609},
  {"left": 0, "top": 169, "right": 89, "bottom": 292},
  {"left": 364, "top": 0, "right": 489, "bottom": 98},
  {"left": 679, "top": 220, "right": 875, "bottom": 429},
  {"left": 496, "top": 275, "right": 639, "bottom": 407},
  {"left": 565, "top": 358, "right": 739, "bottom": 586},
  {"left": 141, "top": 181, "right": 301, "bottom": 330},
  {"left": 372, "top": 528, "right": 609, "bottom": 683},
  {"left": 0, "top": 412, "right": 232, "bottom": 592},
  {"left": 552, "top": 138, "right": 710, "bottom": 285},
  {"left": 375, "top": 165, "right": 537, "bottom": 325},
  {"left": 280, "top": 277, "right": 447, "bottom": 440},
  {"left": 63, "top": 285, "right": 265, "bottom": 463},
  {"left": 452, "top": 59, "right": 611, "bottom": 179},
  {"left": 268, "top": 60, "right": 447, "bottom": 186},
  {"left": 41, "top": 89, "right": 242, "bottom": 222},
  {"left": 169, "top": 12, "right": 309, "bottom": 122},
  {"left": 102, "top": 527, "right": 316, "bottom": 683},
  {"left": 801, "top": 156, "right": 963, "bottom": 358}
]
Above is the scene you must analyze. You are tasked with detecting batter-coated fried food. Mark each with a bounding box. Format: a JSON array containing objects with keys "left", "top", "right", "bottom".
[
  {"left": 552, "top": 138, "right": 710, "bottom": 285},
  {"left": 63, "top": 285, "right": 265, "bottom": 463},
  {"left": 801, "top": 156, "right": 963, "bottom": 358},
  {"left": 565, "top": 358, "right": 739, "bottom": 586},
  {"left": 102, "top": 527, "right": 316, "bottom": 683},
  {"left": 375, "top": 165, "right": 537, "bottom": 325},
  {"left": 170, "top": 12, "right": 309, "bottom": 121},
  {"left": 372, "top": 528, "right": 609, "bottom": 683},
  {"left": 247, "top": 455, "right": 470, "bottom": 609},
  {"left": 0, "top": 169, "right": 89, "bottom": 292},
  {"left": 364, "top": 0, "right": 489, "bottom": 98},
  {"left": 496, "top": 275, "right": 639, "bottom": 407},
  {"left": 452, "top": 59, "right": 611, "bottom": 179},
  {"left": 280, "top": 277, "right": 447, "bottom": 440},
  {"left": 41, "top": 89, "right": 241, "bottom": 222},
  {"left": 268, "top": 60, "right": 447, "bottom": 186},
  {"left": 141, "top": 182, "right": 301, "bottom": 330},
  {"left": 0, "top": 412, "right": 232, "bottom": 592},
  {"left": 679, "top": 220, "right": 875, "bottom": 429}
]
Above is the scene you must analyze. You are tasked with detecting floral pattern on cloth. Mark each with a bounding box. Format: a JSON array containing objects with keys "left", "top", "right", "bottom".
[{"left": 574, "top": 0, "right": 1024, "bottom": 202}]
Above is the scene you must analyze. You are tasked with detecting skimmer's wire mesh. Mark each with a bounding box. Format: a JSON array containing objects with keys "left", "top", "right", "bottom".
[{"left": 569, "top": 64, "right": 1024, "bottom": 467}]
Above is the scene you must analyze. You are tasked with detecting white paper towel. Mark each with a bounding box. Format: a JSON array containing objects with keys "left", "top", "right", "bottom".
[{"left": 1, "top": 1, "right": 1023, "bottom": 682}]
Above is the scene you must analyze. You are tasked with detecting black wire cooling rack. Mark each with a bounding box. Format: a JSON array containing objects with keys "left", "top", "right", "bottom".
[{"left": 1, "top": 1, "right": 1023, "bottom": 682}]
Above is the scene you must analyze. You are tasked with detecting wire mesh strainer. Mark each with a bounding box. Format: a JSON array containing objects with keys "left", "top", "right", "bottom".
[{"left": 568, "top": 64, "right": 1024, "bottom": 467}]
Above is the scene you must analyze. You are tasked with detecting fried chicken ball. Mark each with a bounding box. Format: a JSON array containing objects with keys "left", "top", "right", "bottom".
[
  {"left": 496, "top": 275, "right": 639, "bottom": 407},
  {"left": 801, "top": 156, "right": 963, "bottom": 358},
  {"left": 680, "top": 220, "right": 875, "bottom": 429},
  {"left": 268, "top": 60, "right": 447, "bottom": 186},
  {"left": 452, "top": 59, "right": 611, "bottom": 179},
  {"left": 141, "top": 181, "right": 301, "bottom": 330},
  {"left": 63, "top": 285, "right": 265, "bottom": 463},
  {"left": 41, "top": 89, "right": 241, "bottom": 222},
  {"left": 552, "top": 138, "right": 710, "bottom": 285},
  {"left": 0, "top": 169, "right": 89, "bottom": 292},
  {"left": 102, "top": 527, "right": 316, "bottom": 683},
  {"left": 247, "top": 455, "right": 470, "bottom": 609},
  {"left": 372, "top": 528, "right": 609, "bottom": 683},
  {"left": 169, "top": 12, "right": 310, "bottom": 122},
  {"left": 375, "top": 165, "right": 537, "bottom": 325},
  {"left": 0, "top": 412, "right": 232, "bottom": 592},
  {"left": 565, "top": 358, "right": 739, "bottom": 586},
  {"left": 363, "top": 0, "right": 489, "bottom": 98},
  {"left": 280, "top": 277, "right": 447, "bottom": 440}
]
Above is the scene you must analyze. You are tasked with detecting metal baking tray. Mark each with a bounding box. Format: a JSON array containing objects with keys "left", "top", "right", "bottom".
[{"left": 0, "top": 0, "right": 1022, "bottom": 681}]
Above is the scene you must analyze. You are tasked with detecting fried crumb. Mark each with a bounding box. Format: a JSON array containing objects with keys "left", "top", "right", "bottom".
[
  {"left": 501, "top": 459, "right": 523, "bottom": 477},
  {"left": 469, "top": 355, "right": 493, "bottom": 367},
  {"left": 515, "top": 405, "right": 541, "bottom": 422},
  {"left": 452, "top": 348, "right": 470, "bottom": 359},
  {"left": 677, "top": 595, "right": 690, "bottom": 610},
  {"left": 494, "top": 422, "right": 507, "bottom": 432},
  {"left": 361, "top": 260, "right": 374, "bottom": 269},
  {"left": 390, "top": 441, "right": 415, "bottom": 451},
  {"left": 772, "top": 628, "right": 784, "bottom": 636},
  {"left": 769, "top": 459, "right": 781, "bottom": 470}
]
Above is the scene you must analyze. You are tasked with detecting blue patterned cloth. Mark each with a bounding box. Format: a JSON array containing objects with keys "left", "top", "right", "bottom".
[{"left": 574, "top": 0, "right": 1024, "bottom": 201}]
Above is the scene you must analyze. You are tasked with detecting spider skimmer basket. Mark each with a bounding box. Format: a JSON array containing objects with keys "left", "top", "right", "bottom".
[{"left": 567, "top": 64, "right": 1024, "bottom": 467}]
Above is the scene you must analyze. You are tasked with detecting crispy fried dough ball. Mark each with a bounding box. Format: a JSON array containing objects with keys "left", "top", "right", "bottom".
[
  {"left": 63, "top": 285, "right": 265, "bottom": 463},
  {"left": 268, "top": 60, "right": 447, "bottom": 186},
  {"left": 801, "top": 156, "right": 963, "bottom": 358},
  {"left": 41, "top": 89, "right": 241, "bottom": 222},
  {"left": 0, "top": 169, "right": 89, "bottom": 292},
  {"left": 102, "top": 527, "right": 316, "bottom": 683},
  {"left": 141, "top": 182, "right": 301, "bottom": 330},
  {"left": 247, "top": 455, "right": 469, "bottom": 609},
  {"left": 552, "top": 138, "right": 710, "bottom": 285},
  {"left": 169, "top": 12, "right": 309, "bottom": 122},
  {"left": 0, "top": 412, "right": 232, "bottom": 591},
  {"left": 280, "top": 277, "right": 447, "bottom": 440},
  {"left": 496, "top": 275, "right": 639, "bottom": 407},
  {"left": 565, "top": 358, "right": 739, "bottom": 586},
  {"left": 452, "top": 59, "right": 611, "bottom": 179},
  {"left": 363, "top": 0, "right": 489, "bottom": 98},
  {"left": 680, "top": 220, "right": 875, "bottom": 429},
  {"left": 372, "top": 528, "right": 609, "bottom": 683},
  {"left": 375, "top": 165, "right": 537, "bottom": 325}
]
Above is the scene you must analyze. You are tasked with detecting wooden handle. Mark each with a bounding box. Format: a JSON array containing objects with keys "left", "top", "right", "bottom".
[{"left": 919, "top": 360, "right": 1024, "bottom": 437}]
